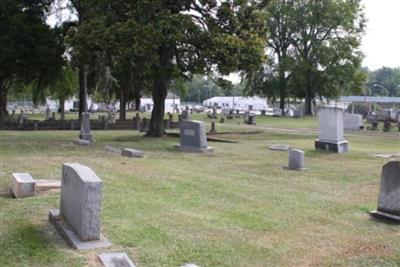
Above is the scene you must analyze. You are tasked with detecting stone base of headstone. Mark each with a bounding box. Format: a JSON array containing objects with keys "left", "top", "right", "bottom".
[
  {"left": 35, "top": 179, "right": 61, "bottom": 192},
  {"left": 174, "top": 144, "right": 214, "bottom": 153},
  {"left": 369, "top": 210, "right": 400, "bottom": 223},
  {"left": 49, "top": 209, "right": 111, "bottom": 250},
  {"left": 99, "top": 252, "right": 136, "bottom": 267},
  {"left": 12, "top": 173, "right": 36, "bottom": 198},
  {"left": 121, "top": 148, "right": 144, "bottom": 158},
  {"left": 74, "top": 139, "right": 92, "bottom": 146},
  {"left": 314, "top": 139, "right": 349, "bottom": 153},
  {"left": 79, "top": 134, "right": 93, "bottom": 143}
]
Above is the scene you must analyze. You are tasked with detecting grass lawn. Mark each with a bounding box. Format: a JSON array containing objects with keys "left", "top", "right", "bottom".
[{"left": 0, "top": 117, "right": 399, "bottom": 267}]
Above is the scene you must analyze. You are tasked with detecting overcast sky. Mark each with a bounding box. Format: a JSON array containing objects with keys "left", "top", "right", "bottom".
[
  {"left": 361, "top": 0, "right": 400, "bottom": 70},
  {"left": 48, "top": 0, "right": 400, "bottom": 71}
]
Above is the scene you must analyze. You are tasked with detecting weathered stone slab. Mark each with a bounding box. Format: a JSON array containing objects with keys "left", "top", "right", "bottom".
[
  {"left": 35, "top": 179, "right": 61, "bottom": 191},
  {"left": 288, "top": 149, "right": 305, "bottom": 170},
  {"left": 181, "top": 264, "right": 200, "bottom": 267},
  {"left": 121, "top": 148, "right": 144, "bottom": 158},
  {"left": 60, "top": 163, "right": 102, "bottom": 241},
  {"left": 99, "top": 252, "right": 136, "bottom": 267},
  {"left": 74, "top": 139, "right": 92, "bottom": 146},
  {"left": 176, "top": 120, "right": 213, "bottom": 153},
  {"left": 370, "top": 161, "right": 400, "bottom": 222},
  {"left": 269, "top": 144, "right": 291, "bottom": 151},
  {"left": 104, "top": 145, "right": 122, "bottom": 154},
  {"left": 11, "top": 173, "right": 36, "bottom": 198},
  {"left": 49, "top": 210, "right": 111, "bottom": 250}
]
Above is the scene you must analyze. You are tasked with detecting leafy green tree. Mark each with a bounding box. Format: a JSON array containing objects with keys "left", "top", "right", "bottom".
[
  {"left": 366, "top": 67, "right": 400, "bottom": 97},
  {"left": 0, "top": 0, "right": 64, "bottom": 119},
  {"left": 69, "top": 1, "right": 267, "bottom": 136},
  {"left": 289, "top": 0, "right": 366, "bottom": 114}
]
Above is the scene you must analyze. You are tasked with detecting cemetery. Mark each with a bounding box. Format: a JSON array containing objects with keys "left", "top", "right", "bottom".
[
  {"left": 1, "top": 0, "right": 400, "bottom": 266},
  {"left": 1, "top": 111, "right": 399, "bottom": 266}
]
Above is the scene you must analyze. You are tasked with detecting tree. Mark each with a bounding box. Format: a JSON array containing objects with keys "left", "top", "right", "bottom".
[
  {"left": 365, "top": 67, "right": 400, "bottom": 97},
  {"left": 289, "top": 0, "right": 366, "bottom": 114},
  {"left": 68, "top": 1, "right": 267, "bottom": 136},
  {"left": 0, "top": 0, "right": 63, "bottom": 119}
]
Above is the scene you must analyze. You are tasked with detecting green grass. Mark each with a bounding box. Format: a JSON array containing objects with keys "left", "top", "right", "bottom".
[{"left": 0, "top": 117, "right": 399, "bottom": 267}]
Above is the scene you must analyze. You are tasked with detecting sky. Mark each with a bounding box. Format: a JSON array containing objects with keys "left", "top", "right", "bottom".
[
  {"left": 361, "top": 0, "right": 400, "bottom": 70},
  {"left": 47, "top": 0, "right": 400, "bottom": 71}
]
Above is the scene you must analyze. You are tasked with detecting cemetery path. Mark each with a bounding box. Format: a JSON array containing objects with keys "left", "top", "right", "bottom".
[{"left": 220, "top": 123, "right": 400, "bottom": 140}]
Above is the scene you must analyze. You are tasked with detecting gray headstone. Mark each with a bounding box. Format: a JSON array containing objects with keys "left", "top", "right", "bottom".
[
  {"left": 315, "top": 106, "right": 349, "bottom": 153},
  {"left": 121, "top": 148, "right": 144, "bottom": 158},
  {"left": 181, "top": 264, "right": 200, "bottom": 267},
  {"left": 79, "top": 112, "right": 93, "bottom": 142},
  {"left": 318, "top": 107, "right": 344, "bottom": 142},
  {"left": 288, "top": 149, "right": 305, "bottom": 170},
  {"left": 182, "top": 110, "right": 189, "bottom": 120},
  {"left": 177, "top": 120, "right": 213, "bottom": 153},
  {"left": 45, "top": 107, "right": 51, "bottom": 120},
  {"left": 99, "top": 253, "right": 136, "bottom": 267},
  {"left": 344, "top": 113, "right": 363, "bottom": 130},
  {"left": 370, "top": 161, "right": 400, "bottom": 221},
  {"left": 11, "top": 173, "right": 36, "bottom": 198},
  {"left": 104, "top": 145, "right": 121, "bottom": 154},
  {"left": 60, "top": 163, "right": 102, "bottom": 241}
]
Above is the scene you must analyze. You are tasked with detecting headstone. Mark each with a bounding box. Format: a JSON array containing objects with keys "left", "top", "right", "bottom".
[
  {"left": 176, "top": 120, "right": 213, "bottom": 153},
  {"left": 52, "top": 112, "right": 56, "bottom": 120},
  {"left": 45, "top": 106, "right": 51, "bottom": 120},
  {"left": 18, "top": 111, "right": 25, "bottom": 126},
  {"left": 121, "top": 148, "right": 144, "bottom": 158},
  {"left": 370, "top": 161, "right": 400, "bottom": 222},
  {"left": 246, "top": 114, "right": 256, "bottom": 125},
  {"left": 315, "top": 106, "right": 349, "bottom": 153},
  {"left": 79, "top": 112, "right": 93, "bottom": 143},
  {"left": 182, "top": 109, "right": 189, "bottom": 120},
  {"left": 288, "top": 149, "right": 305, "bottom": 170},
  {"left": 11, "top": 173, "right": 36, "bottom": 198},
  {"left": 181, "top": 264, "right": 200, "bottom": 267},
  {"left": 178, "top": 114, "right": 182, "bottom": 122},
  {"left": 219, "top": 117, "right": 225, "bottom": 124},
  {"left": 210, "top": 121, "right": 216, "bottom": 133},
  {"left": 49, "top": 163, "right": 111, "bottom": 249},
  {"left": 12, "top": 109, "right": 15, "bottom": 117},
  {"left": 140, "top": 118, "right": 148, "bottom": 132},
  {"left": 107, "top": 112, "right": 116, "bottom": 124},
  {"left": 344, "top": 113, "right": 363, "bottom": 130},
  {"left": 269, "top": 144, "right": 291, "bottom": 151},
  {"left": 383, "top": 120, "right": 391, "bottom": 132},
  {"left": 99, "top": 253, "right": 136, "bottom": 267}
]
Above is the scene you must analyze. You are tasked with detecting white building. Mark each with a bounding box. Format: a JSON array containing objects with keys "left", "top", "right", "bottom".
[
  {"left": 140, "top": 92, "right": 181, "bottom": 113},
  {"left": 203, "top": 96, "right": 269, "bottom": 111}
]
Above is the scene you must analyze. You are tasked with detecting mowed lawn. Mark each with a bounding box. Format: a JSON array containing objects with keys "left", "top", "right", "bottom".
[{"left": 0, "top": 118, "right": 399, "bottom": 267}]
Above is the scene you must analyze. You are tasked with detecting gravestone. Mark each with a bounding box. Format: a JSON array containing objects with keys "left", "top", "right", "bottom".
[
  {"left": 315, "top": 106, "right": 349, "bottom": 153},
  {"left": 52, "top": 112, "right": 56, "bottom": 120},
  {"left": 140, "top": 118, "right": 148, "bottom": 132},
  {"left": 370, "top": 161, "right": 400, "bottom": 222},
  {"left": 269, "top": 144, "right": 291, "bottom": 151},
  {"left": 121, "top": 148, "right": 144, "bottom": 158},
  {"left": 210, "top": 121, "right": 216, "bottom": 133},
  {"left": 45, "top": 106, "right": 51, "bottom": 120},
  {"left": 78, "top": 112, "right": 93, "bottom": 143},
  {"left": 49, "top": 163, "right": 111, "bottom": 249},
  {"left": 18, "top": 111, "right": 26, "bottom": 126},
  {"left": 344, "top": 113, "right": 363, "bottom": 130},
  {"left": 182, "top": 110, "right": 189, "bottom": 120},
  {"left": 176, "top": 120, "right": 213, "bottom": 153},
  {"left": 107, "top": 112, "right": 116, "bottom": 124},
  {"left": 99, "top": 253, "right": 136, "bottom": 267},
  {"left": 288, "top": 149, "right": 305, "bottom": 170},
  {"left": 246, "top": 114, "right": 256, "bottom": 125},
  {"left": 11, "top": 173, "right": 36, "bottom": 198}
]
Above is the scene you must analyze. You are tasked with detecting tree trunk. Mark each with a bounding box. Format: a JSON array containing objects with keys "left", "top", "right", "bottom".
[
  {"left": 147, "top": 45, "right": 173, "bottom": 137},
  {"left": 78, "top": 66, "right": 87, "bottom": 121},
  {"left": 59, "top": 97, "right": 65, "bottom": 120},
  {"left": 0, "top": 86, "right": 8, "bottom": 120},
  {"left": 305, "top": 84, "right": 312, "bottom": 115},
  {"left": 279, "top": 66, "right": 286, "bottom": 116},
  {"left": 119, "top": 88, "right": 127, "bottom": 120},
  {"left": 147, "top": 79, "right": 167, "bottom": 137}
]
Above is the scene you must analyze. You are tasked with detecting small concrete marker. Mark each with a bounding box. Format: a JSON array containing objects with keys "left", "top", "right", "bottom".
[
  {"left": 74, "top": 139, "right": 92, "bottom": 146},
  {"left": 287, "top": 149, "right": 305, "bottom": 171},
  {"left": 181, "top": 264, "right": 200, "bottom": 267},
  {"left": 121, "top": 148, "right": 144, "bottom": 158},
  {"left": 11, "top": 173, "right": 36, "bottom": 198},
  {"left": 99, "top": 252, "right": 136, "bottom": 267},
  {"left": 269, "top": 144, "right": 291, "bottom": 151},
  {"left": 104, "top": 145, "right": 122, "bottom": 154}
]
